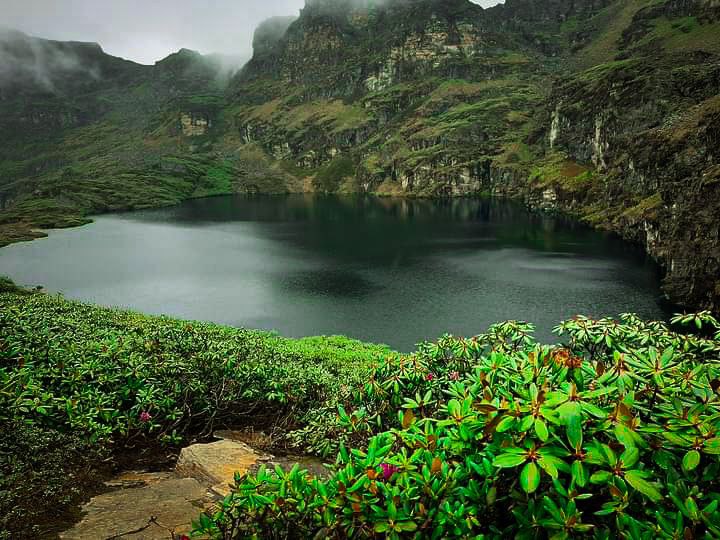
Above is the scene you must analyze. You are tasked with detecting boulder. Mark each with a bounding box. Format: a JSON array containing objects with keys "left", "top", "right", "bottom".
[{"left": 176, "top": 439, "right": 270, "bottom": 496}]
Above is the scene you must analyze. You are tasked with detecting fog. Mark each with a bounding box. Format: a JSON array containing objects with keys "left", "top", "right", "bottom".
[
  {"left": 1, "top": 0, "right": 503, "bottom": 65},
  {"left": 0, "top": 27, "right": 102, "bottom": 92}
]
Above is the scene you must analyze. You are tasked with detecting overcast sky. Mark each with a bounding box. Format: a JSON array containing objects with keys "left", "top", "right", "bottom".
[{"left": 2, "top": 0, "right": 503, "bottom": 65}]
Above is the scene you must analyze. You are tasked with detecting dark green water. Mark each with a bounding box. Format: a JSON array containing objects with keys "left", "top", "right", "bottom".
[{"left": 0, "top": 194, "right": 667, "bottom": 350}]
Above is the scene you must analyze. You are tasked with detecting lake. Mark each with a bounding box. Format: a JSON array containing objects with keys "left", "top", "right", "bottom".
[{"left": 0, "top": 194, "right": 668, "bottom": 350}]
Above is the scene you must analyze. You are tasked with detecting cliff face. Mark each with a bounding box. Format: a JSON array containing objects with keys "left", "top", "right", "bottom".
[
  {"left": 531, "top": 0, "right": 720, "bottom": 310},
  {"left": 226, "top": 0, "right": 720, "bottom": 312},
  {"left": 1, "top": 0, "right": 719, "bottom": 312},
  {"left": 0, "top": 31, "right": 239, "bottom": 237}
]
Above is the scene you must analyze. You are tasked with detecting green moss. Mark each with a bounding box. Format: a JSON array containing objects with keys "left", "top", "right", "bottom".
[
  {"left": 621, "top": 193, "right": 663, "bottom": 221},
  {"left": 529, "top": 153, "right": 594, "bottom": 193}
]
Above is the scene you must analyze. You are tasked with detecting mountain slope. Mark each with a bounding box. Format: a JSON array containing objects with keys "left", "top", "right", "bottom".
[
  {"left": 0, "top": 30, "right": 240, "bottom": 240},
  {"left": 227, "top": 0, "right": 720, "bottom": 311},
  {"left": 0, "top": 0, "right": 718, "bottom": 312}
]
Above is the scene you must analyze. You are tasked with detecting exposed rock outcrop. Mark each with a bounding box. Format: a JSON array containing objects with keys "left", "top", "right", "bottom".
[
  {"left": 1, "top": 0, "right": 719, "bottom": 311},
  {"left": 62, "top": 434, "right": 328, "bottom": 539},
  {"left": 225, "top": 0, "right": 720, "bottom": 311}
]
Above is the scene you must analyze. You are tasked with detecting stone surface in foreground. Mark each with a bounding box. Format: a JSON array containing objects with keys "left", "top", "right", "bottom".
[
  {"left": 61, "top": 437, "right": 267, "bottom": 539},
  {"left": 176, "top": 438, "right": 271, "bottom": 496},
  {"left": 61, "top": 435, "right": 328, "bottom": 539},
  {"left": 59, "top": 472, "right": 211, "bottom": 539}
]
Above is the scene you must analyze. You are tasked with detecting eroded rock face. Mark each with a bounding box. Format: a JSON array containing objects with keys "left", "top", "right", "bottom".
[
  {"left": 539, "top": 51, "right": 720, "bottom": 311},
  {"left": 228, "top": 0, "right": 720, "bottom": 311}
]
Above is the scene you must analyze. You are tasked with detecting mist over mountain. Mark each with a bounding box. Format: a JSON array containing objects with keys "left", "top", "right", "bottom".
[
  {"left": 0, "top": 0, "right": 719, "bottom": 312},
  {"left": 0, "top": 28, "right": 108, "bottom": 94}
]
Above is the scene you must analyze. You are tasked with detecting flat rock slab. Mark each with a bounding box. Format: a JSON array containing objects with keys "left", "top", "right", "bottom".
[
  {"left": 176, "top": 439, "right": 270, "bottom": 496},
  {"left": 62, "top": 438, "right": 327, "bottom": 539},
  {"left": 60, "top": 472, "right": 211, "bottom": 540}
]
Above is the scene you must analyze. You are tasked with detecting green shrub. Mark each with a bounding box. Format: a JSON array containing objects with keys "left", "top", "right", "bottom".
[
  {"left": 0, "top": 276, "right": 25, "bottom": 294},
  {"left": 0, "top": 420, "right": 108, "bottom": 539},
  {"left": 313, "top": 157, "right": 356, "bottom": 193},
  {"left": 0, "top": 292, "right": 389, "bottom": 444},
  {"left": 195, "top": 313, "right": 720, "bottom": 539}
]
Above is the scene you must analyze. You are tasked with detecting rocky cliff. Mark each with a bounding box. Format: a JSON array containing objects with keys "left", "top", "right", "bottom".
[
  {"left": 1, "top": 0, "right": 718, "bottom": 311},
  {"left": 532, "top": 0, "right": 720, "bottom": 312},
  {"left": 227, "top": 0, "right": 720, "bottom": 312},
  {"left": 0, "top": 30, "right": 240, "bottom": 238}
]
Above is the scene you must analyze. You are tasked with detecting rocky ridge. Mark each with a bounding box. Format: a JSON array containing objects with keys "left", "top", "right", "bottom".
[
  {"left": 228, "top": 0, "right": 720, "bottom": 311},
  {"left": 0, "top": 0, "right": 718, "bottom": 311}
]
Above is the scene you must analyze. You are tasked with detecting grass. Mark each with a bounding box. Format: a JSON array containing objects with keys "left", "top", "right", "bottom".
[
  {"left": 621, "top": 192, "right": 664, "bottom": 221},
  {"left": 630, "top": 16, "right": 720, "bottom": 54},
  {"left": 661, "top": 19, "right": 720, "bottom": 53},
  {"left": 529, "top": 152, "right": 594, "bottom": 194},
  {"left": 242, "top": 99, "right": 372, "bottom": 134},
  {"left": 574, "top": 58, "right": 639, "bottom": 83},
  {"left": 571, "top": 0, "right": 648, "bottom": 69}
]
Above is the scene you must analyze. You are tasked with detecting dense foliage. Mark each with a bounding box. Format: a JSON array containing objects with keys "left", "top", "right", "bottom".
[
  {"left": 3, "top": 288, "right": 720, "bottom": 539},
  {"left": 195, "top": 314, "right": 720, "bottom": 539},
  {"left": 0, "top": 289, "right": 388, "bottom": 538},
  {"left": 0, "top": 420, "right": 108, "bottom": 539},
  {"left": 0, "top": 292, "right": 389, "bottom": 444}
]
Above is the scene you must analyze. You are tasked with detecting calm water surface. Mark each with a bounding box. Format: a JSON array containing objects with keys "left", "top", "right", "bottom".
[{"left": 0, "top": 195, "right": 667, "bottom": 350}]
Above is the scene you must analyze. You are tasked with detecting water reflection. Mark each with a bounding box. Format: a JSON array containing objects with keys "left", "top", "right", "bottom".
[{"left": 0, "top": 194, "right": 667, "bottom": 350}]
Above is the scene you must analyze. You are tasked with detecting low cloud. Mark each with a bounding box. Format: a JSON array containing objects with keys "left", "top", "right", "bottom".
[
  {"left": 0, "top": 27, "right": 101, "bottom": 94},
  {"left": 1, "top": 1, "right": 502, "bottom": 66}
]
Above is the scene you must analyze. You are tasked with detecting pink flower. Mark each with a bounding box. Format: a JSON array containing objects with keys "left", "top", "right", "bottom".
[
  {"left": 449, "top": 371, "right": 460, "bottom": 381},
  {"left": 426, "top": 373, "right": 435, "bottom": 381},
  {"left": 139, "top": 411, "right": 152, "bottom": 423},
  {"left": 380, "top": 463, "right": 400, "bottom": 481}
]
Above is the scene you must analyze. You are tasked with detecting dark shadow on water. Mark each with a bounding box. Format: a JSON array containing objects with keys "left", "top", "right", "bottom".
[
  {"left": 282, "top": 269, "right": 379, "bottom": 299},
  {"left": 1, "top": 193, "right": 669, "bottom": 350},
  {"left": 122, "top": 194, "right": 662, "bottom": 270}
]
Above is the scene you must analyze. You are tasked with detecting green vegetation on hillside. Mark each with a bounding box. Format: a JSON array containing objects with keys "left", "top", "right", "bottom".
[
  {"left": 0, "top": 287, "right": 389, "bottom": 538},
  {"left": 0, "top": 31, "right": 244, "bottom": 247}
]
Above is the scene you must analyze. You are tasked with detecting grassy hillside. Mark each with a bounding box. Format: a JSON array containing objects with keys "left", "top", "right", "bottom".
[{"left": 0, "top": 34, "right": 245, "bottom": 247}]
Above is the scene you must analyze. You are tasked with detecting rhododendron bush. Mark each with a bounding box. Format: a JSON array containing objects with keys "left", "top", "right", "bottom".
[{"left": 195, "top": 314, "right": 720, "bottom": 539}]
